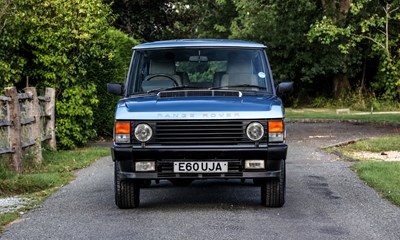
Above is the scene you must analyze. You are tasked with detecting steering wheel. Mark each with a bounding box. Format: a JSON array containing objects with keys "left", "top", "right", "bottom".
[{"left": 145, "top": 74, "right": 179, "bottom": 86}]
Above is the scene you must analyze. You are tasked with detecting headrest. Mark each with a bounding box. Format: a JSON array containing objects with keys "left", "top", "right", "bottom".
[
  {"left": 149, "top": 60, "right": 176, "bottom": 74},
  {"left": 227, "top": 55, "right": 253, "bottom": 74}
]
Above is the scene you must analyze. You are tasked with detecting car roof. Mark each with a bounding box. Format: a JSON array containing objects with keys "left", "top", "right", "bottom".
[{"left": 133, "top": 39, "right": 266, "bottom": 50}]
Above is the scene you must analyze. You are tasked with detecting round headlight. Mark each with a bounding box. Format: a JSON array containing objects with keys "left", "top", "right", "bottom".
[
  {"left": 246, "top": 122, "right": 264, "bottom": 141},
  {"left": 134, "top": 124, "right": 153, "bottom": 142}
]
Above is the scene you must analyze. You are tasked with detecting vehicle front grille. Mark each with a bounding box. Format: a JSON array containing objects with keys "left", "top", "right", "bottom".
[{"left": 146, "top": 120, "right": 265, "bottom": 145}]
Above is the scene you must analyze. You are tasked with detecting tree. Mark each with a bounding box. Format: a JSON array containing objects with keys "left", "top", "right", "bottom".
[
  {"left": 309, "top": 0, "right": 400, "bottom": 99},
  {"left": 103, "top": 0, "right": 238, "bottom": 41},
  {"left": 0, "top": 0, "right": 25, "bottom": 86},
  {"left": 230, "top": 0, "right": 365, "bottom": 99},
  {"left": 103, "top": 0, "right": 181, "bottom": 41},
  {"left": 91, "top": 29, "right": 139, "bottom": 137},
  {"left": 0, "top": 0, "right": 12, "bottom": 29},
  {"left": 189, "top": 0, "right": 237, "bottom": 39}
]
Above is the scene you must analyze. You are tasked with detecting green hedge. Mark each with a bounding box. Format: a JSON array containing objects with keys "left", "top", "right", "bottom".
[{"left": 0, "top": 0, "right": 139, "bottom": 148}]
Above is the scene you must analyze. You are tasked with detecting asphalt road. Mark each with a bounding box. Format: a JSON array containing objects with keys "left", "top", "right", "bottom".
[{"left": 2, "top": 122, "right": 400, "bottom": 240}]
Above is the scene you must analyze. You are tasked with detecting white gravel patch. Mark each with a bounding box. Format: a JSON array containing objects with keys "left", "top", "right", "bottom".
[
  {"left": 0, "top": 197, "right": 30, "bottom": 214},
  {"left": 351, "top": 151, "right": 400, "bottom": 161}
]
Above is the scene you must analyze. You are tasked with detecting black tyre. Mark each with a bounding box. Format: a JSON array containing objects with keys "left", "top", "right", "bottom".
[
  {"left": 115, "top": 162, "right": 140, "bottom": 209},
  {"left": 252, "top": 178, "right": 263, "bottom": 186},
  {"left": 169, "top": 179, "right": 193, "bottom": 186},
  {"left": 261, "top": 160, "right": 285, "bottom": 207}
]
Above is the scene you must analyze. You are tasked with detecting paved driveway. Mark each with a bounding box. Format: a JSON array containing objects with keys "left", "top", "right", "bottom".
[{"left": 1, "top": 122, "right": 400, "bottom": 240}]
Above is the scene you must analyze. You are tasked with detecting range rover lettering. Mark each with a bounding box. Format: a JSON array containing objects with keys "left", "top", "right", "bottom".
[{"left": 107, "top": 39, "right": 293, "bottom": 208}]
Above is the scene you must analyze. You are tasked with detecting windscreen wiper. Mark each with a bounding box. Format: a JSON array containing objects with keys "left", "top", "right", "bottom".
[{"left": 209, "top": 84, "right": 267, "bottom": 90}]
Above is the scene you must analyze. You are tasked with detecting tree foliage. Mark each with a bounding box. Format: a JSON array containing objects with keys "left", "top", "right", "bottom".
[
  {"left": 0, "top": 0, "right": 138, "bottom": 148},
  {"left": 103, "top": 0, "right": 187, "bottom": 41},
  {"left": 231, "top": 0, "right": 319, "bottom": 82},
  {"left": 188, "top": 0, "right": 238, "bottom": 39},
  {"left": 91, "top": 29, "right": 139, "bottom": 137},
  {"left": 0, "top": 0, "right": 13, "bottom": 30},
  {"left": 309, "top": 0, "right": 400, "bottom": 99},
  {"left": 230, "top": 0, "right": 366, "bottom": 99},
  {"left": 0, "top": 0, "right": 25, "bottom": 85}
]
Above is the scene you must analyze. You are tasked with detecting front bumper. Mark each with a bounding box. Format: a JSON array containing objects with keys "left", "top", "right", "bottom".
[{"left": 112, "top": 143, "right": 287, "bottom": 180}]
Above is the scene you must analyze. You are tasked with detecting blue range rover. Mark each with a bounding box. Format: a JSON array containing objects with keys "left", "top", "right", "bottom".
[{"left": 107, "top": 39, "right": 292, "bottom": 208}]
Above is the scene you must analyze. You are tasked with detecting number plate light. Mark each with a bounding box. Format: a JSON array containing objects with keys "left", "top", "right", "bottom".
[
  {"left": 135, "top": 161, "right": 156, "bottom": 172},
  {"left": 244, "top": 160, "right": 265, "bottom": 169}
]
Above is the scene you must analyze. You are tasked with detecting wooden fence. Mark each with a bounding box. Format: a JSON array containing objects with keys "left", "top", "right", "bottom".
[{"left": 0, "top": 87, "right": 56, "bottom": 173}]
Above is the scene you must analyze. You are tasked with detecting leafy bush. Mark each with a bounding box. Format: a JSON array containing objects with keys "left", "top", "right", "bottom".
[
  {"left": 311, "top": 96, "right": 335, "bottom": 108},
  {"left": 91, "top": 29, "right": 139, "bottom": 138},
  {"left": 0, "top": 0, "right": 138, "bottom": 148},
  {"left": 309, "top": 89, "right": 400, "bottom": 111}
]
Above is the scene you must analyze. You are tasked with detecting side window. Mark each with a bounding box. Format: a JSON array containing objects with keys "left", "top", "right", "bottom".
[{"left": 127, "top": 51, "right": 148, "bottom": 93}]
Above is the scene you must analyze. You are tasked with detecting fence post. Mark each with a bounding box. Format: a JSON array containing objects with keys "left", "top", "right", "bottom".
[
  {"left": 45, "top": 88, "right": 56, "bottom": 150},
  {"left": 24, "top": 87, "right": 42, "bottom": 164},
  {"left": 4, "top": 87, "right": 22, "bottom": 173}
]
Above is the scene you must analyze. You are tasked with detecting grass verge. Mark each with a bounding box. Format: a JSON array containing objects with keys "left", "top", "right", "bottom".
[
  {"left": 341, "top": 135, "right": 400, "bottom": 153},
  {"left": 286, "top": 108, "right": 400, "bottom": 125},
  {"left": 329, "top": 135, "right": 400, "bottom": 207},
  {"left": 352, "top": 161, "right": 400, "bottom": 206},
  {"left": 0, "top": 147, "right": 110, "bottom": 229}
]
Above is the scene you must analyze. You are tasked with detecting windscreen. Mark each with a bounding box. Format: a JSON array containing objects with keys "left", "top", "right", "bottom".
[{"left": 128, "top": 48, "right": 272, "bottom": 94}]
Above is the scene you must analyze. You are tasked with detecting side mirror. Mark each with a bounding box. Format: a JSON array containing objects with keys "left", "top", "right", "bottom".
[
  {"left": 107, "top": 83, "right": 123, "bottom": 95},
  {"left": 277, "top": 81, "right": 294, "bottom": 94}
]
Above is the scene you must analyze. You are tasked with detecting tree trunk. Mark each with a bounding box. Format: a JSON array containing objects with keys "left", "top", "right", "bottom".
[
  {"left": 333, "top": 74, "right": 351, "bottom": 98},
  {"left": 339, "top": 0, "right": 351, "bottom": 15},
  {"left": 360, "top": 56, "right": 367, "bottom": 94},
  {"left": 320, "top": 0, "right": 352, "bottom": 21}
]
